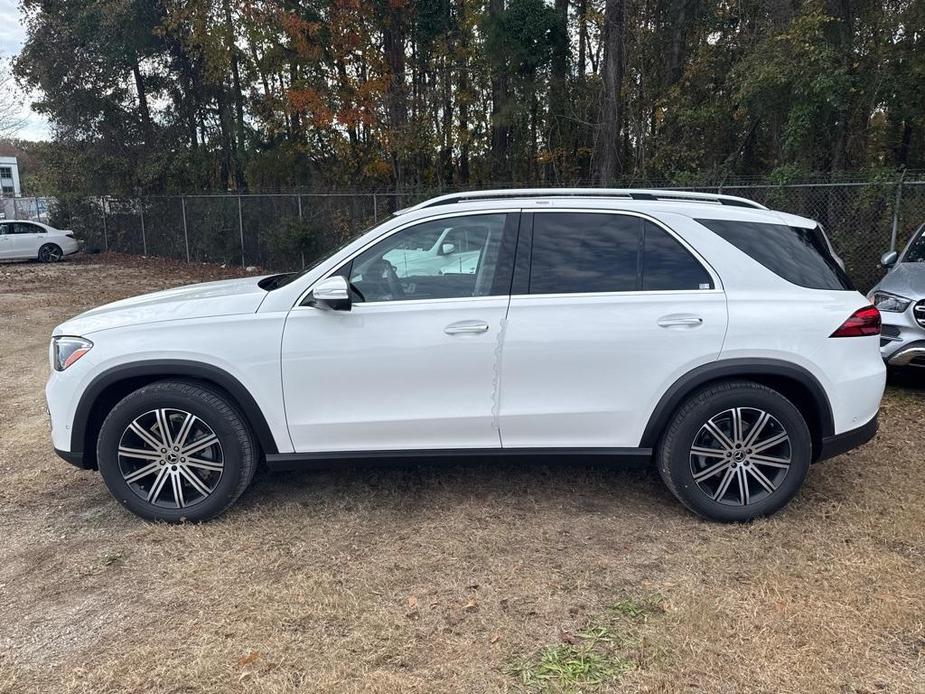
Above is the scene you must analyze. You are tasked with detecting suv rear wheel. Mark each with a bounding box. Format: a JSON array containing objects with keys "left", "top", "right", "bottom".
[
  {"left": 96, "top": 380, "right": 258, "bottom": 522},
  {"left": 657, "top": 380, "right": 811, "bottom": 522}
]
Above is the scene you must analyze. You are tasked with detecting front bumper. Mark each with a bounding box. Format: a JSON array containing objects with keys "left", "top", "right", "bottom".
[
  {"left": 54, "top": 447, "right": 90, "bottom": 469},
  {"left": 817, "top": 415, "right": 878, "bottom": 462},
  {"left": 880, "top": 309, "right": 925, "bottom": 367}
]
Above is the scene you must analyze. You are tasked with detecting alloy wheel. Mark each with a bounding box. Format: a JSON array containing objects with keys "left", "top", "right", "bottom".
[
  {"left": 117, "top": 408, "right": 224, "bottom": 509},
  {"left": 39, "top": 245, "right": 62, "bottom": 262},
  {"left": 689, "top": 407, "right": 792, "bottom": 506}
]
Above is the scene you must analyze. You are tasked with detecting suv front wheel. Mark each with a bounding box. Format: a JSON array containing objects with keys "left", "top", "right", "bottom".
[
  {"left": 96, "top": 380, "right": 258, "bottom": 522},
  {"left": 657, "top": 380, "right": 812, "bottom": 522}
]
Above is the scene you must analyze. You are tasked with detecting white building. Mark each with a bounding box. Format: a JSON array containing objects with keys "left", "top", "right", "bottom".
[{"left": 0, "top": 156, "right": 21, "bottom": 197}]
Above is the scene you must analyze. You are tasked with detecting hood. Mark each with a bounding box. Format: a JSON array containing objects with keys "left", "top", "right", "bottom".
[
  {"left": 54, "top": 275, "right": 271, "bottom": 336},
  {"left": 872, "top": 262, "right": 925, "bottom": 299}
]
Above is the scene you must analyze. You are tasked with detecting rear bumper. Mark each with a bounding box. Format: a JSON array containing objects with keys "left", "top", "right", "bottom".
[{"left": 817, "top": 415, "right": 878, "bottom": 462}]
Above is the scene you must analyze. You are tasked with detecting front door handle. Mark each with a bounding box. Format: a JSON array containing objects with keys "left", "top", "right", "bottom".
[
  {"left": 444, "top": 320, "right": 490, "bottom": 335},
  {"left": 657, "top": 314, "right": 703, "bottom": 328}
]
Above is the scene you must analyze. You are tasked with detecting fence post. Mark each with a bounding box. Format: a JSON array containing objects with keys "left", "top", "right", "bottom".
[
  {"left": 140, "top": 200, "right": 147, "bottom": 256},
  {"left": 889, "top": 173, "right": 906, "bottom": 252},
  {"left": 373, "top": 193, "right": 378, "bottom": 223},
  {"left": 297, "top": 194, "right": 304, "bottom": 269},
  {"left": 101, "top": 196, "right": 109, "bottom": 251},
  {"left": 238, "top": 195, "right": 245, "bottom": 267},
  {"left": 181, "top": 196, "right": 190, "bottom": 263}
]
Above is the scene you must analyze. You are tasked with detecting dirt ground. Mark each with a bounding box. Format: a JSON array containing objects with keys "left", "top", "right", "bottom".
[{"left": 0, "top": 253, "right": 922, "bottom": 694}]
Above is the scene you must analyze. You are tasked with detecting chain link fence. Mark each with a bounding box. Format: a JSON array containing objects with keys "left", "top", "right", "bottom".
[{"left": 31, "top": 179, "right": 925, "bottom": 290}]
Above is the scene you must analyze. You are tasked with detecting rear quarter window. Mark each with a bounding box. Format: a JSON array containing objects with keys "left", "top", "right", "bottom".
[{"left": 696, "top": 219, "right": 854, "bottom": 290}]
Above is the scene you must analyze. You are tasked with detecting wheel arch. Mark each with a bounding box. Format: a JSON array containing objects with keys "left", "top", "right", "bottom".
[
  {"left": 640, "top": 359, "right": 834, "bottom": 461},
  {"left": 72, "top": 360, "right": 279, "bottom": 469}
]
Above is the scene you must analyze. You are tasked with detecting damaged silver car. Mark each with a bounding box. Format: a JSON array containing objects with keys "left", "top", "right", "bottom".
[{"left": 870, "top": 222, "right": 925, "bottom": 368}]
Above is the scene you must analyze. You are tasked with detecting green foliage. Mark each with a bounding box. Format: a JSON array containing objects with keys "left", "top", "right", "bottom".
[
  {"left": 506, "top": 593, "right": 666, "bottom": 692},
  {"left": 11, "top": 0, "right": 925, "bottom": 194}
]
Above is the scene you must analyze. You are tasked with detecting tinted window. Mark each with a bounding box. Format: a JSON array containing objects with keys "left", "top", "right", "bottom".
[
  {"left": 903, "top": 226, "right": 925, "bottom": 263},
  {"left": 347, "top": 214, "right": 507, "bottom": 302},
  {"left": 528, "top": 213, "right": 712, "bottom": 294},
  {"left": 530, "top": 213, "right": 641, "bottom": 294},
  {"left": 697, "top": 219, "right": 853, "bottom": 290},
  {"left": 642, "top": 221, "right": 713, "bottom": 290}
]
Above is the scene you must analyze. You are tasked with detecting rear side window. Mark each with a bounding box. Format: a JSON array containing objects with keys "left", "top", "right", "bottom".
[
  {"left": 697, "top": 219, "right": 854, "bottom": 290},
  {"left": 528, "top": 213, "right": 713, "bottom": 294}
]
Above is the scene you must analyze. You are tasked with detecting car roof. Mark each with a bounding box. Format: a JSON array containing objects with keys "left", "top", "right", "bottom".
[{"left": 395, "top": 191, "right": 817, "bottom": 229}]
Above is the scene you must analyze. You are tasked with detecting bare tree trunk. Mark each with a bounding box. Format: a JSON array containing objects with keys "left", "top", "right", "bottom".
[
  {"left": 221, "top": 0, "right": 246, "bottom": 189},
  {"left": 131, "top": 62, "right": 153, "bottom": 142},
  {"left": 594, "top": 0, "right": 625, "bottom": 184},
  {"left": 489, "top": 0, "right": 509, "bottom": 177},
  {"left": 577, "top": 0, "right": 587, "bottom": 79},
  {"left": 383, "top": 3, "right": 408, "bottom": 191}
]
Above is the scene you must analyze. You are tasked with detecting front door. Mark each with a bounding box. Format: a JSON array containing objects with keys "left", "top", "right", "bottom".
[
  {"left": 0, "top": 222, "right": 12, "bottom": 258},
  {"left": 498, "top": 210, "right": 728, "bottom": 449},
  {"left": 281, "top": 212, "right": 517, "bottom": 453},
  {"left": 7, "top": 222, "right": 43, "bottom": 259}
]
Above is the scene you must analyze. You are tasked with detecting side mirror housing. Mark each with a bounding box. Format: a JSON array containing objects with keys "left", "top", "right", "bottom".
[
  {"left": 439, "top": 242, "right": 456, "bottom": 256},
  {"left": 881, "top": 250, "right": 899, "bottom": 268},
  {"left": 308, "top": 275, "right": 351, "bottom": 311}
]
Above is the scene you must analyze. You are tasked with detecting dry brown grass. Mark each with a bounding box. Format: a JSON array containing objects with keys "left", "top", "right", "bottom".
[{"left": 0, "top": 254, "right": 923, "bottom": 694}]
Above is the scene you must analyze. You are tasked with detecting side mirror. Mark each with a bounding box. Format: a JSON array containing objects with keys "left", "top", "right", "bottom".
[
  {"left": 308, "top": 275, "right": 351, "bottom": 311},
  {"left": 881, "top": 250, "right": 899, "bottom": 268},
  {"left": 439, "top": 242, "right": 456, "bottom": 256}
]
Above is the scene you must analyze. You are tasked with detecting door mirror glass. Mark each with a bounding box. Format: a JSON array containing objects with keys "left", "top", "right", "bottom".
[
  {"left": 308, "top": 275, "right": 351, "bottom": 311},
  {"left": 881, "top": 250, "right": 899, "bottom": 268},
  {"left": 439, "top": 242, "right": 456, "bottom": 256}
]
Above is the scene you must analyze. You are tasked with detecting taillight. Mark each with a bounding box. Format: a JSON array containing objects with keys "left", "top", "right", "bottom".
[{"left": 830, "top": 305, "right": 881, "bottom": 338}]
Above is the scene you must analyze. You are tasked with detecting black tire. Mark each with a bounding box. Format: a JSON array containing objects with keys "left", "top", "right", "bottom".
[
  {"left": 38, "top": 243, "right": 63, "bottom": 263},
  {"left": 656, "top": 380, "right": 811, "bottom": 522},
  {"left": 96, "top": 380, "right": 258, "bottom": 522}
]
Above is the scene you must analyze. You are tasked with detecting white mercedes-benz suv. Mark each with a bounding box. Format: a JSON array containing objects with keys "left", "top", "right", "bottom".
[{"left": 46, "top": 189, "right": 885, "bottom": 523}]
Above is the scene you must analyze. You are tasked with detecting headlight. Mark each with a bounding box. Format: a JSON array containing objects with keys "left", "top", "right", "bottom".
[
  {"left": 51, "top": 336, "right": 93, "bottom": 371},
  {"left": 869, "top": 291, "right": 912, "bottom": 313}
]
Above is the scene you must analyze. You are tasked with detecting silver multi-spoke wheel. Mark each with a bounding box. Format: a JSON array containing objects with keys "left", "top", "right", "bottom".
[
  {"left": 689, "top": 407, "right": 792, "bottom": 507},
  {"left": 117, "top": 408, "right": 224, "bottom": 509}
]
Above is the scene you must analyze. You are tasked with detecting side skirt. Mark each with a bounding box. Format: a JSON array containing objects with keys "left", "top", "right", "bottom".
[{"left": 265, "top": 447, "right": 653, "bottom": 471}]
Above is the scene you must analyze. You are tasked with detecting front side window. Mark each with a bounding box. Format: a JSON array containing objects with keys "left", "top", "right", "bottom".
[
  {"left": 697, "top": 218, "right": 853, "bottom": 290},
  {"left": 0, "top": 223, "right": 10, "bottom": 235},
  {"left": 528, "top": 213, "right": 712, "bottom": 294},
  {"left": 902, "top": 226, "right": 925, "bottom": 263},
  {"left": 346, "top": 214, "right": 508, "bottom": 302},
  {"left": 11, "top": 223, "right": 38, "bottom": 234}
]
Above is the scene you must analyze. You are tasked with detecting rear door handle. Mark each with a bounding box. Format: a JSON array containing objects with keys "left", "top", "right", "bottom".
[
  {"left": 444, "top": 320, "right": 490, "bottom": 335},
  {"left": 657, "top": 314, "right": 703, "bottom": 328}
]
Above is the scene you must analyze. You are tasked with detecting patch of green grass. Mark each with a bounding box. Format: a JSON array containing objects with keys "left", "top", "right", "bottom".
[
  {"left": 507, "top": 645, "right": 631, "bottom": 692},
  {"left": 609, "top": 593, "right": 665, "bottom": 620},
  {"left": 506, "top": 593, "right": 666, "bottom": 692}
]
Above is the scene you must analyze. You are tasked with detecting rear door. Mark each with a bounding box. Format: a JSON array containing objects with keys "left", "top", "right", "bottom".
[{"left": 498, "top": 210, "right": 728, "bottom": 449}]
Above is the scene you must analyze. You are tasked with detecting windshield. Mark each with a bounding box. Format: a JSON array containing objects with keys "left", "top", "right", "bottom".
[{"left": 902, "top": 225, "right": 925, "bottom": 263}]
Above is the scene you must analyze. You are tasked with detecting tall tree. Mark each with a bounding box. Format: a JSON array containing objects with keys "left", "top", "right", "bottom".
[{"left": 595, "top": 0, "right": 625, "bottom": 183}]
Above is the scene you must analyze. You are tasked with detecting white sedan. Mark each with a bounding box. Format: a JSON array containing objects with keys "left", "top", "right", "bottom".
[{"left": 0, "top": 219, "right": 79, "bottom": 262}]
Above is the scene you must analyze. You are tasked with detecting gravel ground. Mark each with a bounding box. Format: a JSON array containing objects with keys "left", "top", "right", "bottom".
[{"left": 0, "top": 253, "right": 923, "bottom": 693}]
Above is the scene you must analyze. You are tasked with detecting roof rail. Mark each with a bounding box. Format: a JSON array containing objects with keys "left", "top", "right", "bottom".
[{"left": 395, "top": 188, "right": 767, "bottom": 214}]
